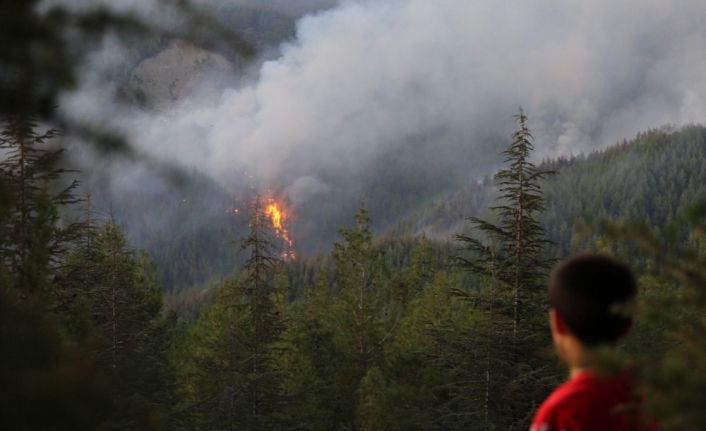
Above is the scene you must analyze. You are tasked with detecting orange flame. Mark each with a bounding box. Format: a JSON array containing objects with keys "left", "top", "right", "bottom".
[
  {"left": 264, "top": 197, "right": 296, "bottom": 260},
  {"left": 265, "top": 203, "right": 283, "bottom": 230}
]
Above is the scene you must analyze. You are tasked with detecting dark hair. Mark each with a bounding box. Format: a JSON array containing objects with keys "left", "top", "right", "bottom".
[{"left": 549, "top": 254, "right": 637, "bottom": 346}]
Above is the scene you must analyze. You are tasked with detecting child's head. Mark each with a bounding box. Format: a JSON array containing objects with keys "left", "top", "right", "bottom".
[{"left": 548, "top": 254, "right": 636, "bottom": 351}]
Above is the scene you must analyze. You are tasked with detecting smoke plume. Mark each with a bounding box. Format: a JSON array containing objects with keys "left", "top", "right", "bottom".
[{"left": 60, "top": 0, "right": 706, "bottom": 250}]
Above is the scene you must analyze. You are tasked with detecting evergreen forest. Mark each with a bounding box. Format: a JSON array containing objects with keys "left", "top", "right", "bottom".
[
  {"left": 2, "top": 2, "right": 706, "bottom": 431},
  {"left": 3, "top": 110, "right": 705, "bottom": 430}
]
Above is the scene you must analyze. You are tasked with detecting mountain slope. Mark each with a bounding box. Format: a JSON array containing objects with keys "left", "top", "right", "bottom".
[
  {"left": 94, "top": 125, "right": 706, "bottom": 293},
  {"left": 392, "top": 125, "right": 706, "bottom": 256}
]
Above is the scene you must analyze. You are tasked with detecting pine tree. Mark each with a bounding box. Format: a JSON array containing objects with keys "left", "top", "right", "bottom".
[
  {"left": 274, "top": 206, "right": 397, "bottom": 430},
  {"left": 0, "top": 118, "right": 114, "bottom": 430},
  {"left": 597, "top": 203, "right": 706, "bottom": 430},
  {"left": 456, "top": 109, "right": 556, "bottom": 429},
  {"left": 178, "top": 194, "right": 284, "bottom": 430},
  {"left": 332, "top": 206, "right": 383, "bottom": 373},
  {"left": 238, "top": 194, "right": 284, "bottom": 430},
  {"left": 331, "top": 207, "right": 387, "bottom": 429},
  {"left": 358, "top": 270, "right": 487, "bottom": 431},
  {"left": 272, "top": 270, "right": 340, "bottom": 430},
  {"left": 0, "top": 115, "right": 80, "bottom": 292},
  {"left": 56, "top": 220, "right": 176, "bottom": 430}
]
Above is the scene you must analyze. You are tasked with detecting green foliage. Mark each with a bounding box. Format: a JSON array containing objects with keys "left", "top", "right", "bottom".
[
  {"left": 457, "top": 109, "right": 554, "bottom": 305},
  {"left": 358, "top": 272, "right": 485, "bottom": 431},
  {"left": 271, "top": 273, "right": 341, "bottom": 430},
  {"left": 177, "top": 195, "right": 285, "bottom": 430},
  {"left": 56, "top": 221, "right": 177, "bottom": 430},
  {"left": 0, "top": 281, "right": 111, "bottom": 431},
  {"left": 0, "top": 116, "right": 80, "bottom": 291},
  {"left": 330, "top": 206, "right": 397, "bottom": 429},
  {"left": 4, "top": 97, "right": 706, "bottom": 431},
  {"left": 96, "top": 169, "right": 247, "bottom": 292},
  {"left": 597, "top": 204, "right": 706, "bottom": 430},
  {"left": 331, "top": 207, "right": 388, "bottom": 372},
  {"left": 1, "top": 116, "right": 177, "bottom": 430},
  {"left": 0, "top": 117, "right": 109, "bottom": 430},
  {"left": 542, "top": 125, "right": 706, "bottom": 256},
  {"left": 397, "top": 124, "right": 706, "bottom": 257},
  {"left": 455, "top": 109, "right": 557, "bottom": 429},
  {"left": 271, "top": 207, "right": 444, "bottom": 430},
  {"left": 177, "top": 276, "right": 258, "bottom": 429}
]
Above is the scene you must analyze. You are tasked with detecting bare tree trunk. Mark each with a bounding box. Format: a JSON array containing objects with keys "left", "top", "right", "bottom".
[{"left": 111, "top": 246, "right": 117, "bottom": 370}]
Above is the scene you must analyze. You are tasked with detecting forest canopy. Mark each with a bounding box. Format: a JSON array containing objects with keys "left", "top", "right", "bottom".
[{"left": 1, "top": 1, "right": 705, "bottom": 430}]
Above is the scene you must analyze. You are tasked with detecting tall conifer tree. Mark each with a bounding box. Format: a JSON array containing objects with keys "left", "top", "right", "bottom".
[
  {"left": 179, "top": 194, "right": 284, "bottom": 430},
  {"left": 456, "top": 109, "right": 556, "bottom": 429},
  {"left": 0, "top": 115, "right": 79, "bottom": 292}
]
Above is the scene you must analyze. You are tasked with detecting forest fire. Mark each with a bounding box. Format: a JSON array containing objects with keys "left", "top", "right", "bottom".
[
  {"left": 265, "top": 201, "right": 283, "bottom": 230},
  {"left": 264, "top": 197, "right": 296, "bottom": 260}
]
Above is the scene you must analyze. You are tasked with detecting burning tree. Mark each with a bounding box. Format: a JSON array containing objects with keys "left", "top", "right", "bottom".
[
  {"left": 178, "top": 194, "right": 286, "bottom": 430},
  {"left": 263, "top": 196, "right": 296, "bottom": 260}
]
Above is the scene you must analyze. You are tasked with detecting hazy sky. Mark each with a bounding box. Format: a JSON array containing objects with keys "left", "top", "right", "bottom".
[{"left": 61, "top": 0, "right": 706, "bottom": 216}]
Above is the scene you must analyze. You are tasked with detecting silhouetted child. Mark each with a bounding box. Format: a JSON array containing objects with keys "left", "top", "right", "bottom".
[{"left": 531, "top": 254, "right": 653, "bottom": 431}]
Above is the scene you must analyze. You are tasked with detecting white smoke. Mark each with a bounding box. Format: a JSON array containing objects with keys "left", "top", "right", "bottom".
[{"left": 61, "top": 0, "right": 706, "bottom": 219}]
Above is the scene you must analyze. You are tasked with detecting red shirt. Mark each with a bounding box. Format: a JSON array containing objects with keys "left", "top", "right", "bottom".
[{"left": 531, "top": 370, "right": 651, "bottom": 431}]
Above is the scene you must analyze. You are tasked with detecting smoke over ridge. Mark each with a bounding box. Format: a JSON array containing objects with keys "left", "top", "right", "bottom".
[{"left": 61, "top": 0, "right": 706, "bottom": 243}]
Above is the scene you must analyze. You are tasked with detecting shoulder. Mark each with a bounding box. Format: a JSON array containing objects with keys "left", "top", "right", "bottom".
[
  {"left": 531, "top": 372, "right": 600, "bottom": 431},
  {"left": 530, "top": 381, "right": 577, "bottom": 430},
  {"left": 531, "top": 371, "right": 637, "bottom": 431}
]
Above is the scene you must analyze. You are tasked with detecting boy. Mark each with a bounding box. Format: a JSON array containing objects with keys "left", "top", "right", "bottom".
[{"left": 531, "top": 254, "right": 649, "bottom": 431}]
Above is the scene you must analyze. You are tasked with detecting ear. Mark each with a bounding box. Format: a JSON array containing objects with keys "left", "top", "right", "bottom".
[{"left": 550, "top": 308, "right": 570, "bottom": 336}]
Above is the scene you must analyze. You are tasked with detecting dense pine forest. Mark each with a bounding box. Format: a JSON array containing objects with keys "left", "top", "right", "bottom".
[
  {"left": 3, "top": 111, "right": 705, "bottom": 429},
  {"left": 2, "top": 1, "right": 706, "bottom": 430},
  {"left": 137, "top": 123, "right": 706, "bottom": 294}
]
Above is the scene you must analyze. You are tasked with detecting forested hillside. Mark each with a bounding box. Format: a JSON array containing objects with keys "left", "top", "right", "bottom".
[
  {"left": 542, "top": 125, "right": 706, "bottom": 255},
  {"left": 94, "top": 124, "right": 706, "bottom": 294},
  {"left": 3, "top": 1, "right": 706, "bottom": 429},
  {"left": 88, "top": 169, "right": 248, "bottom": 292},
  {"left": 394, "top": 125, "right": 706, "bottom": 256},
  {"left": 3, "top": 111, "right": 705, "bottom": 429}
]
